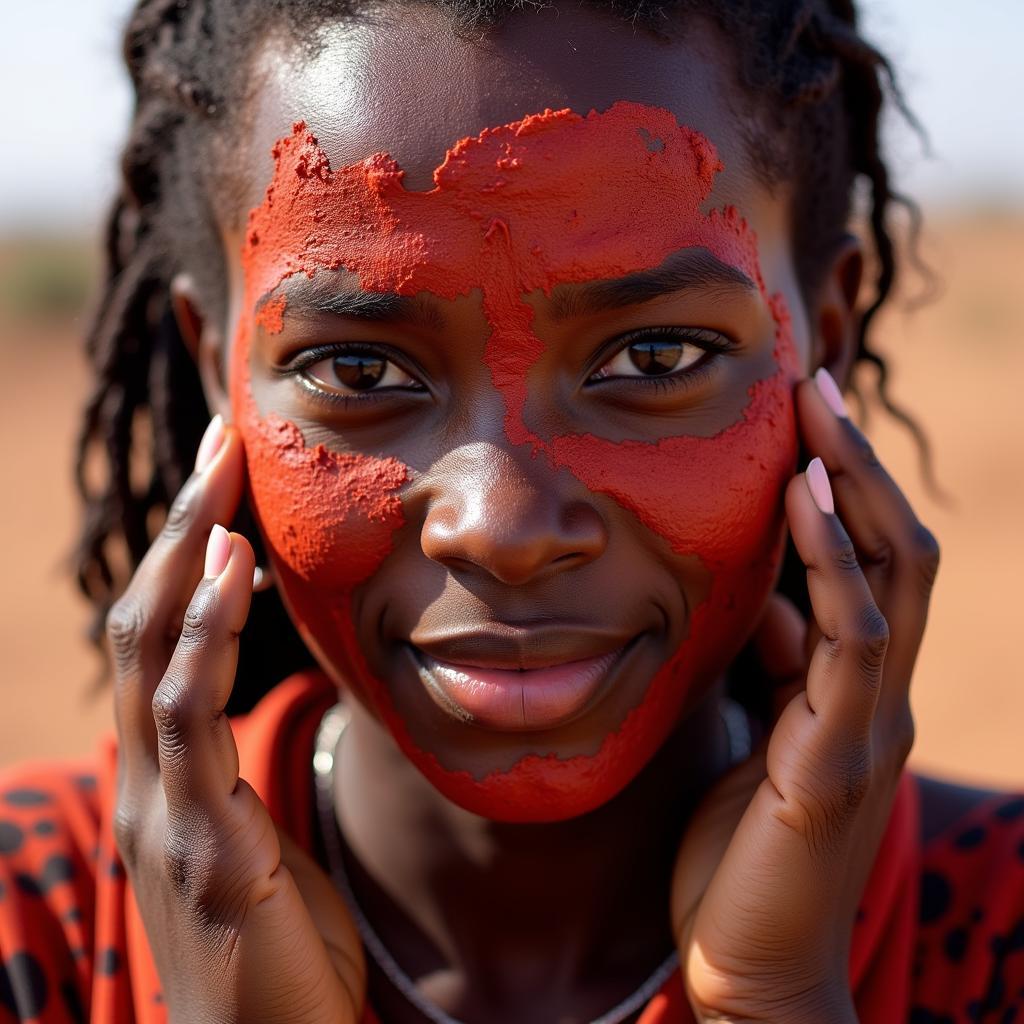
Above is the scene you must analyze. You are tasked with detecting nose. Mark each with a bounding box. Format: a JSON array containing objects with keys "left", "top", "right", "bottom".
[{"left": 419, "top": 443, "right": 607, "bottom": 586}]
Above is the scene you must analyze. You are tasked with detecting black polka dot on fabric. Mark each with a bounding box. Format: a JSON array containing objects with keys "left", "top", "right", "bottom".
[
  {"left": 63, "top": 907, "right": 83, "bottom": 924},
  {"left": 1000, "top": 1006, "right": 1018, "bottom": 1024},
  {"left": 33, "top": 819, "right": 57, "bottom": 836},
  {"left": 0, "top": 820, "right": 24, "bottom": 854},
  {"left": 944, "top": 926, "right": 969, "bottom": 963},
  {"left": 40, "top": 854, "right": 75, "bottom": 892},
  {"left": 73, "top": 775, "right": 97, "bottom": 791},
  {"left": 60, "top": 976, "right": 86, "bottom": 1024},
  {"left": 920, "top": 870, "right": 953, "bottom": 924},
  {"left": 1018, "top": 839, "right": 1024, "bottom": 861},
  {"left": 910, "top": 1008, "right": 955, "bottom": 1024},
  {"left": 0, "top": 951, "right": 49, "bottom": 1018},
  {"left": 0, "top": 880, "right": 6, "bottom": 901},
  {"left": 2, "top": 788, "right": 52, "bottom": 807},
  {"left": 107, "top": 859, "right": 126, "bottom": 880},
  {"left": 955, "top": 825, "right": 987, "bottom": 850},
  {"left": 99, "top": 948, "right": 121, "bottom": 976},
  {"left": 14, "top": 873, "right": 42, "bottom": 898},
  {"left": 995, "top": 798, "right": 1024, "bottom": 821}
]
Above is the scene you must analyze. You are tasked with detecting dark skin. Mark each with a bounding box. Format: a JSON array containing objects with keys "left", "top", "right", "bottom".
[{"left": 104, "top": 6, "right": 959, "bottom": 1023}]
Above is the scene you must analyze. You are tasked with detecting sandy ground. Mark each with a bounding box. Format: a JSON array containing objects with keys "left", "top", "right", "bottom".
[{"left": 0, "top": 214, "right": 1021, "bottom": 789}]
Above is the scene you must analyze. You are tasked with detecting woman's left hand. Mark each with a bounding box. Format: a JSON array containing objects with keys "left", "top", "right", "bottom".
[{"left": 670, "top": 371, "right": 941, "bottom": 1024}]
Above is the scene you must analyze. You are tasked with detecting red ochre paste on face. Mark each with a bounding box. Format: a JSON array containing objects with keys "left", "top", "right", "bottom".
[{"left": 231, "top": 101, "right": 800, "bottom": 822}]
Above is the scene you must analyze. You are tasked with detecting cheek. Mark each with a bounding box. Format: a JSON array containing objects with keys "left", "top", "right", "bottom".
[
  {"left": 230, "top": 325, "right": 409, "bottom": 592},
  {"left": 244, "top": 414, "right": 407, "bottom": 588},
  {"left": 546, "top": 318, "right": 798, "bottom": 574}
]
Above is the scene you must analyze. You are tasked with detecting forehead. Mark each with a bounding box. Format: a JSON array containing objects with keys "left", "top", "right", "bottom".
[{"left": 233, "top": 4, "right": 771, "bottom": 217}]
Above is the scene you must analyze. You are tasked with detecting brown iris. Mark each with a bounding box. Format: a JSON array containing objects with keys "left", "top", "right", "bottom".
[
  {"left": 333, "top": 351, "right": 387, "bottom": 390},
  {"left": 628, "top": 339, "right": 683, "bottom": 375}
]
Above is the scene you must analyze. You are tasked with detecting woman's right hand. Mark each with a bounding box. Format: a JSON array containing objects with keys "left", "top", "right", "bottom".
[{"left": 106, "top": 416, "right": 366, "bottom": 1024}]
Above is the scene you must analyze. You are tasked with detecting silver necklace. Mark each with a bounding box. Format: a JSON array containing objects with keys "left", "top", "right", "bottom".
[{"left": 312, "top": 697, "right": 750, "bottom": 1024}]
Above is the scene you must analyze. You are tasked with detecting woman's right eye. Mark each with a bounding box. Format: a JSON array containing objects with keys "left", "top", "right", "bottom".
[{"left": 300, "top": 348, "right": 422, "bottom": 396}]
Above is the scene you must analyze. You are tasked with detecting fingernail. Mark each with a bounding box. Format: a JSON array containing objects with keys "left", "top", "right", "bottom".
[
  {"left": 805, "top": 457, "right": 835, "bottom": 515},
  {"left": 205, "top": 524, "right": 232, "bottom": 579},
  {"left": 194, "top": 414, "right": 225, "bottom": 474},
  {"left": 814, "top": 367, "right": 848, "bottom": 418}
]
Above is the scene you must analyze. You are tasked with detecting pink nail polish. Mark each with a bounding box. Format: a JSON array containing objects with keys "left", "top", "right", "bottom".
[
  {"left": 805, "top": 457, "right": 835, "bottom": 515},
  {"left": 814, "top": 367, "right": 849, "bottom": 418},
  {"left": 195, "top": 415, "right": 225, "bottom": 474},
  {"left": 204, "top": 524, "right": 232, "bottom": 579}
]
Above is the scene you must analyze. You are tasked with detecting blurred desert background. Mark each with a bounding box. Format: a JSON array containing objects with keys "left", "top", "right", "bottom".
[{"left": 1, "top": 1, "right": 1022, "bottom": 788}]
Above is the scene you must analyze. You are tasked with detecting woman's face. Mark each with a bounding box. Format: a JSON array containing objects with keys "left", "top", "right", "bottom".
[{"left": 218, "top": 6, "right": 814, "bottom": 822}]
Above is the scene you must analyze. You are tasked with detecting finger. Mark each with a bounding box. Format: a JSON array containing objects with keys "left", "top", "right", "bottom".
[
  {"left": 108, "top": 418, "right": 245, "bottom": 786},
  {"left": 784, "top": 461, "right": 887, "bottom": 747},
  {"left": 796, "top": 373, "right": 939, "bottom": 695},
  {"left": 152, "top": 529, "right": 256, "bottom": 812}
]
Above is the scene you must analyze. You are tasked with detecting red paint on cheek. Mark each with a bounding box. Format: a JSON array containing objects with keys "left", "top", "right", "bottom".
[{"left": 231, "top": 103, "right": 799, "bottom": 822}]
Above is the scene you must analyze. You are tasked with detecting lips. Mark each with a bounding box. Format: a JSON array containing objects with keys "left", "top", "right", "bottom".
[{"left": 411, "top": 639, "right": 631, "bottom": 731}]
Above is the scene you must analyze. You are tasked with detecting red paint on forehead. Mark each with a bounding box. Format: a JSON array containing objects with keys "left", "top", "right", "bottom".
[{"left": 232, "top": 102, "right": 799, "bottom": 821}]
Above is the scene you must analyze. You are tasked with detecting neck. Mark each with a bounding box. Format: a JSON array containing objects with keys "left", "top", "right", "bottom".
[{"left": 330, "top": 682, "right": 733, "bottom": 1022}]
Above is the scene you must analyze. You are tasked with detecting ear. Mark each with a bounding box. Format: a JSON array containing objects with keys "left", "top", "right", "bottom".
[
  {"left": 170, "top": 274, "right": 232, "bottom": 421},
  {"left": 808, "top": 233, "right": 864, "bottom": 389}
]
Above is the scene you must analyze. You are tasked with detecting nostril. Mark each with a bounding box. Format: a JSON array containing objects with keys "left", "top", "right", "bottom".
[
  {"left": 418, "top": 448, "right": 608, "bottom": 585},
  {"left": 552, "top": 551, "right": 585, "bottom": 567}
]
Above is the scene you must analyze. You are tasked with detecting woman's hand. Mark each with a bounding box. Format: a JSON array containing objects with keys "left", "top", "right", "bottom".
[
  {"left": 670, "top": 371, "right": 940, "bottom": 1024},
  {"left": 106, "top": 417, "right": 366, "bottom": 1024}
]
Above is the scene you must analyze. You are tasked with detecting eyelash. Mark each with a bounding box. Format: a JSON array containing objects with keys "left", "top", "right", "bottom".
[
  {"left": 585, "top": 326, "right": 735, "bottom": 393},
  {"left": 281, "top": 343, "right": 427, "bottom": 408},
  {"left": 280, "top": 326, "right": 735, "bottom": 405}
]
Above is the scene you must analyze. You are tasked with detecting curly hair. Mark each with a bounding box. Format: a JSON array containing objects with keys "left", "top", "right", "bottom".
[{"left": 75, "top": 0, "right": 928, "bottom": 713}]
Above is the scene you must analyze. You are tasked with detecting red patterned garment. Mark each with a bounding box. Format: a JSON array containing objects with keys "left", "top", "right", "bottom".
[{"left": 1, "top": 671, "right": 1022, "bottom": 1023}]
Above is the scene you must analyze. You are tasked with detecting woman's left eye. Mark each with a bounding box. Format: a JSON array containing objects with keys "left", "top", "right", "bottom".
[
  {"left": 300, "top": 348, "right": 421, "bottom": 395},
  {"left": 589, "top": 328, "right": 729, "bottom": 383}
]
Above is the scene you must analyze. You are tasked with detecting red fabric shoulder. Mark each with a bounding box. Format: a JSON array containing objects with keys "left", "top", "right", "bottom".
[
  {"left": 0, "top": 670, "right": 337, "bottom": 1023},
  {"left": 911, "top": 790, "right": 1024, "bottom": 1022},
  {"left": 0, "top": 757, "right": 104, "bottom": 1022}
]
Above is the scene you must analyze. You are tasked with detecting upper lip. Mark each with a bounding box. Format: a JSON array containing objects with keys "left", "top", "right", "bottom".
[{"left": 409, "top": 624, "right": 638, "bottom": 671}]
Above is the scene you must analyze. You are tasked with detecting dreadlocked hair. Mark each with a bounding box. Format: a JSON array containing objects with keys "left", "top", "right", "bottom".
[{"left": 75, "top": 0, "right": 931, "bottom": 712}]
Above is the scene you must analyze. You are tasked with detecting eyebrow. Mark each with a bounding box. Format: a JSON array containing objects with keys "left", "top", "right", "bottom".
[
  {"left": 264, "top": 272, "right": 445, "bottom": 330},
  {"left": 547, "top": 249, "right": 757, "bottom": 322}
]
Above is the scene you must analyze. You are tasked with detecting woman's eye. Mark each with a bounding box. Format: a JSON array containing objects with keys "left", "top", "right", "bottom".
[
  {"left": 591, "top": 334, "right": 712, "bottom": 381},
  {"left": 301, "top": 349, "right": 420, "bottom": 395}
]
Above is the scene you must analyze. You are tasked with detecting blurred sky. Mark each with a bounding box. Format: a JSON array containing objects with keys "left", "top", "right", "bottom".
[{"left": 1, "top": 0, "right": 1021, "bottom": 233}]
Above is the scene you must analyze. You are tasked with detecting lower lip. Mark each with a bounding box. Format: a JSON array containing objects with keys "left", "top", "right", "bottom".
[{"left": 414, "top": 646, "right": 626, "bottom": 731}]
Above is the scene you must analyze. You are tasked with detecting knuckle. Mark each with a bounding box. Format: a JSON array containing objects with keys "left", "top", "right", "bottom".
[
  {"left": 112, "top": 802, "right": 141, "bottom": 868},
  {"left": 162, "top": 480, "right": 199, "bottom": 541},
  {"left": 178, "top": 595, "right": 214, "bottom": 649},
  {"left": 151, "top": 675, "right": 191, "bottom": 738},
  {"left": 910, "top": 522, "right": 941, "bottom": 591},
  {"left": 106, "top": 599, "right": 146, "bottom": 674},
  {"left": 831, "top": 541, "right": 862, "bottom": 576},
  {"left": 890, "top": 707, "right": 917, "bottom": 765},
  {"left": 864, "top": 538, "right": 895, "bottom": 577},
  {"left": 854, "top": 605, "right": 890, "bottom": 677}
]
